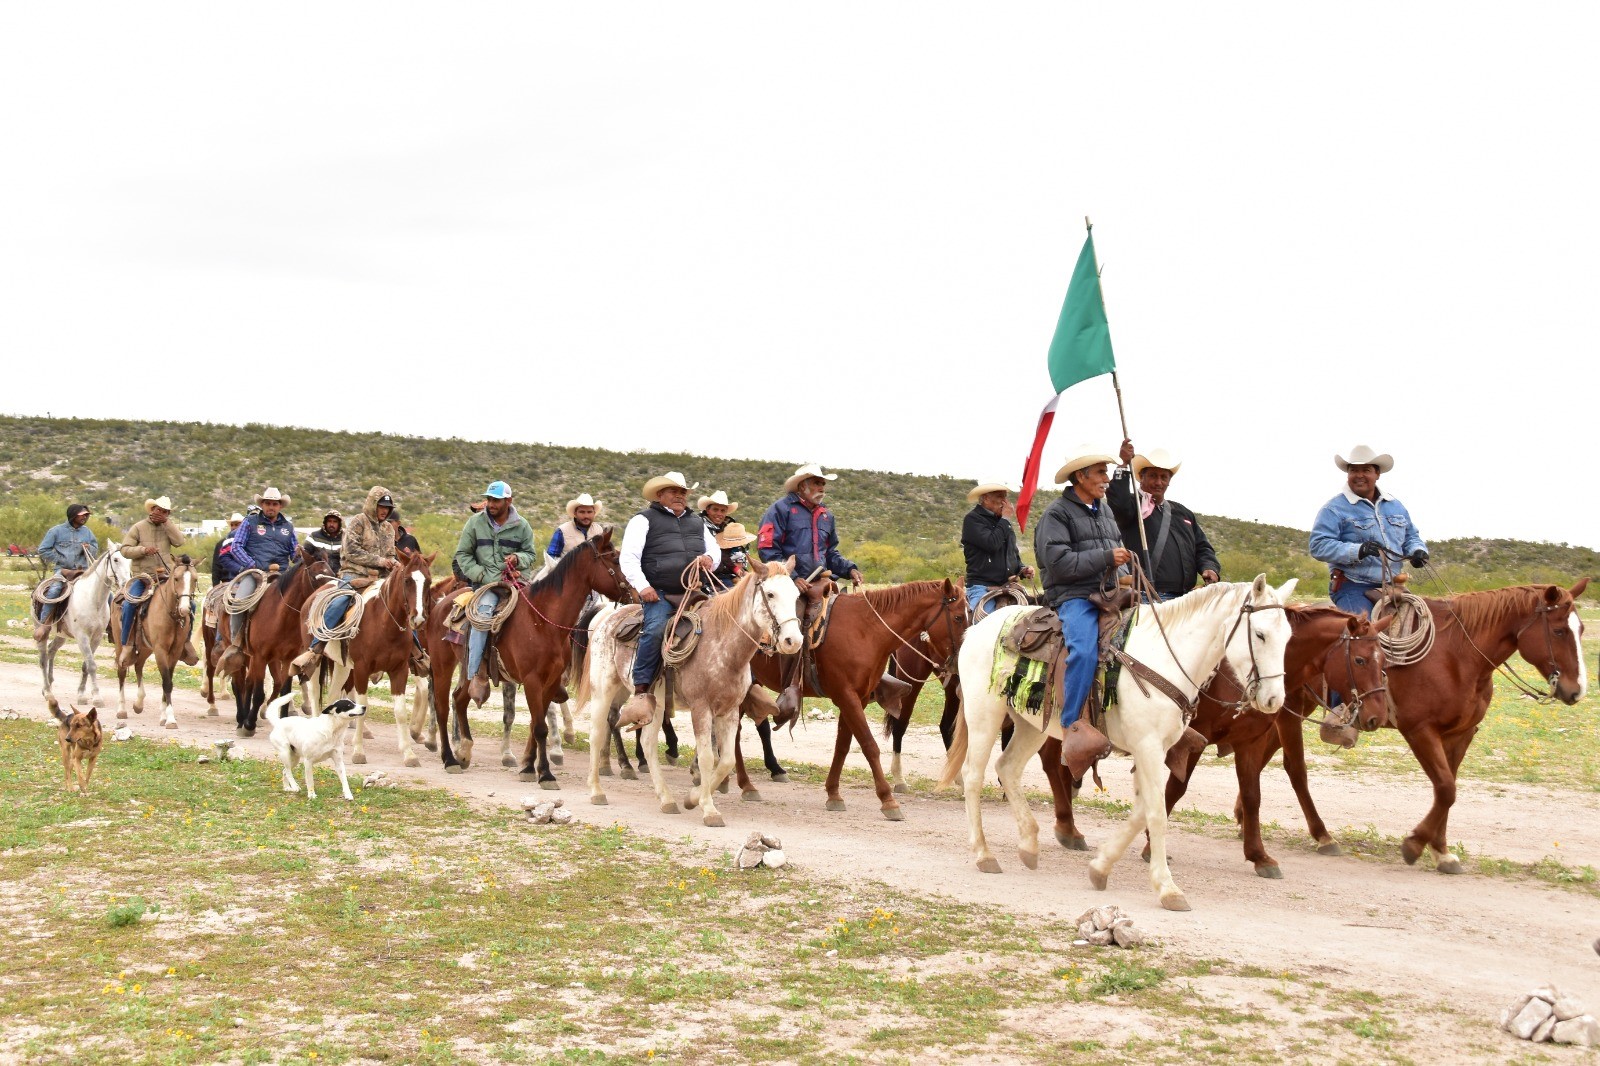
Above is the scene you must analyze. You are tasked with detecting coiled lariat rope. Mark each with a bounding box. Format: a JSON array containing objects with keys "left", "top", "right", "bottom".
[
  {"left": 662, "top": 561, "right": 707, "bottom": 667},
  {"left": 308, "top": 583, "right": 366, "bottom": 643},
  {"left": 222, "top": 569, "right": 272, "bottom": 615},
  {"left": 1371, "top": 552, "right": 1436, "bottom": 667},
  {"left": 466, "top": 581, "right": 517, "bottom": 633}
]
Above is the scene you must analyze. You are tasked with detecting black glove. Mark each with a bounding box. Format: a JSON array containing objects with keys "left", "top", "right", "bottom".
[
  {"left": 1357, "top": 540, "right": 1384, "bottom": 560},
  {"left": 1410, "top": 549, "right": 1429, "bottom": 568}
]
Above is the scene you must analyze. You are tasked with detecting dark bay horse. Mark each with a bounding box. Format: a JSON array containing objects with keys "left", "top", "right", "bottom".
[
  {"left": 113, "top": 558, "right": 197, "bottom": 730},
  {"left": 218, "top": 547, "right": 332, "bottom": 737},
  {"left": 1234, "top": 581, "right": 1589, "bottom": 874},
  {"left": 418, "top": 531, "right": 632, "bottom": 782},
  {"left": 745, "top": 579, "right": 967, "bottom": 820}
]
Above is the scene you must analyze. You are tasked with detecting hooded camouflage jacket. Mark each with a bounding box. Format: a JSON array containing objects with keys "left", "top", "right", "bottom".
[{"left": 340, "top": 486, "right": 398, "bottom": 580}]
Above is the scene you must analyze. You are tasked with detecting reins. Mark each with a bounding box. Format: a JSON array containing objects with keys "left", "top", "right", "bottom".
[{"left": 858, "top": 583, "right": 966, "bottom": 679}]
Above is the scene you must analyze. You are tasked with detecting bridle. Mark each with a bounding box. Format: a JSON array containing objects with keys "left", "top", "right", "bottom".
[
  {"left": 1506, "top": 600, "right": 1573, "bottom": 701},
  {"left": 1220, "top": 597, "right": 1290, "bottom": 710},
  {"left": 861, "top": 585, "right": 967, "bottom": 684},
  {"left": 1292, "top": 628, "right": 1389, "bottom": 729},
  {"left": 514, "top": 544, "right": 637, "bottom": 631}
]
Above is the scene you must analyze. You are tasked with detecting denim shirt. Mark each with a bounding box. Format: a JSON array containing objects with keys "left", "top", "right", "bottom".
[{"left": 1308, "top": 490, "right": 1427, "bottom": 586}]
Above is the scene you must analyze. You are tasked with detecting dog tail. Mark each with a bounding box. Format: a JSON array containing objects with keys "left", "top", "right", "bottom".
[
  {"left": 264, "top": 691, "right": 296, "bottom": 725},
  {"left": 50, "top": 703, "right": 71, "bottom": 724}
]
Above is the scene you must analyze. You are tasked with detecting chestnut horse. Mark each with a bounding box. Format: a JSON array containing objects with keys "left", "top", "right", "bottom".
[
  {"left": 113, "top": 558, "right": 197, "bottom": 730},
  {"left": 1234, "top": 581, "right": 1588, "bottom": 874},
  {"left": 746, "top": 579, "right": 967, "bottom": 820},
  {"left": 217, "top": 548, "right": 333, "bottom": 736},
  {"left": 415, "top": 531, "right": 632, "bottom": 781}
]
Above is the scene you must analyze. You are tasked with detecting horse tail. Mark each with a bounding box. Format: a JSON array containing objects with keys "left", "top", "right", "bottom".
[
  {"left": 264, "top": 691, "right": 295, "bottom": 725},
  {"left": 936, "top": 711, "right": 969, "bottom": 790}
]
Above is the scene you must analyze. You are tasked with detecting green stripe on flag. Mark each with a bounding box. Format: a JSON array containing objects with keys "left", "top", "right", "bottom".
[{"left": 1046, "top": 233, "right": 1116, "bottom": 393}]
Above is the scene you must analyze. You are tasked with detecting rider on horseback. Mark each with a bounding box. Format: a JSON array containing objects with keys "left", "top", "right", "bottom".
[
  {"left": 697, "top": 490, "right": 742, "bottom": 590},
  {"left": 453, "top": 480, "right": 539, "bottom": 704},
  {"left": 961, "top": 480, "right": 1033, "bottom": 618},
  {"left": 118, "top": 496, "right": 196, "bottom": 668},
  {"left": 291, "top": 486, "right": 398, "bottom": 676},
  {"left": 32, "top": 503, "right": 98, "bottom": 641},
  {"left": 210, "top": 513, "right": 246, "bottom": 585},
  {"left": 305, "top": 510, "right": 344, "bottom": 573},
  {"left": 218, "top": 487, "right": 299, "bottom": 668},
  {"left": 1310, "top": 445, "right": 1429, "bottom": 617},
  {"left": 1108, "top": 441, "right": 1220, "bottom": 601},
  {"left": 546, "top": 493, "right": 608, "bottom": 561},
  {"left": 616, "top": 472, "right": 721, "bottom": 730}
]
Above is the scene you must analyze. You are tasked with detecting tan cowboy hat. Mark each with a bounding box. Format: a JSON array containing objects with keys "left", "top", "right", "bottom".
[
  {"left": 784, "top": 463, "right": 839, "bottom": 494},
  {"left": 565, "top": 493, "right": 605, "bottom": 518},
  {"left": 1131, "top": 448, "right": 1182, "bottom": 478},
  {"left": 641, "top": 472, "right": 698, "bottom": 501},
  {"left": 254, "top": 486, "right": 291, "bottom": 506},
  {"left": 714, "top": 521, "right": 757, "bottom": 549},
  {"left": 1053, "top": 445, "right": 1118, "bottom": 486},
  {"left": 229, "top": 512, "right": 245, "bottom": 525},
  {"left": 1335, "top": 444, "right": 1394, "bottom": 473},
  {"left": 965, "top": 480, "right": 1018, "bottom": 503},
  {"left": 144, "top": 496, "right": 173, "bottom": 513},
  {"left": 696, "top": 490, "right": 739, "bottom": 515}
]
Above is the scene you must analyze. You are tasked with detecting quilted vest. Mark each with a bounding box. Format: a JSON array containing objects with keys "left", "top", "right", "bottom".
[{"left": 638, "top": 504, "right": 706, "bottom": 594}]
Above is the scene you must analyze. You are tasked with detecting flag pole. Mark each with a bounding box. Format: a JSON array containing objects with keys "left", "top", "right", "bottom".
[{"left": 1085, "top": 216, "right": 1150, "bottom": 566}]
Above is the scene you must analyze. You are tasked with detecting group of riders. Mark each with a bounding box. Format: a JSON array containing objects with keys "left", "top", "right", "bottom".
[{"left": 28, "top": 445, "right": 1427, "bottom": 770}]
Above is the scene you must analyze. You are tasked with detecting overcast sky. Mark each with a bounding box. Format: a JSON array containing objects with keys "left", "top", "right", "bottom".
[{"left": 3, "top": 4, "right": 1597, "bottom": 547}]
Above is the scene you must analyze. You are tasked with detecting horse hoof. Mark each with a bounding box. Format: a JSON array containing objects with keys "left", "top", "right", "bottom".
[
  {"left": 117, "top": 711, "right": 128, "bottom": 720},
  {"left": 1018, "top": 849, "right": 1038, "bottom": 870},
  {"left": 591, "top": 795, "right": 608, "bottom": 806},
  {"left": 598, "top": 766, "right": 614, "bottom": 778},
  {"left": 1160, "top": 893, "right": 1193, "bottom": 912},
  {"left": 620, "top": 767, "right": 638, "bottom": 781},
  {"left": 1088, "top": 867, "right": 1109, "bottom": 891},
  {"left": 423, "top": 740, "right": 437, "bottom": 752},
  {"left": 703, "top": 813, "right": 725, "bottom": 828},
  {"left": 771, "top": 772, "right": 789, "bottom": 784},
  {"left": 825, "top": 799, "right": 846, "bottom": 812},
  {"left": 403, "top": 755, "right": 420, "bottom": 768},
  {"left": 881, "top": 806, "right": 904, "bottom": 822},
  {"left": 445, "top": 765, "right": 464, "bottom": 776},
  {"left": 352, "top": 754, "right": 367, "bottom": 765},
  {"left": 163, "top": 721, "right": 177, "bottom": 730},
  {"left": 664, "top": 755, "right": 678, "bottom": 767},
  {"left": 361, "top": 726, "right": 375, "bottom": 740},
  {"left": 660, "top": 801, "right": 681, "bottom": 814},
  {"left": 206, "top": 707, "right": 218, "bottom": 718},
  {"left": 892, "top": 783, "right": 910, "bottom": 795},
  {"left": 1435, "top": 855, "right": 1464, "bottom": 875},
  {"left": 681, "top": 792, "right": 697, "bottom": 811},
  {"left": 1316, "top": 842, "right": 1343, "bottom": 857},
  {"left": 518, "top": 771, "right": 539, "bottom": 782},
  {"left": 741, "top": 790, "right": 762, "bottom": 803},
  {"left": 1054, "top": 829, "right": 1089, "bottom": 851},
  {"left": 501, "top": 754, "right": 517, "bottom": 768},
  {"left": 1255, "top": 864, "right": 1284, "bottom": 880},
  {"left": 1140, "top": 845, "right": 1151, "bottom": 864},
  {"left": 540, "top": 779, "right": 560, "bottom": 792},
  {"left": 976, "top": 857, "right": 1002, "bottom": 874},
  {"left": 1400, "top": 837, "right": 1424, "bottom": 866},
  {"left": 549, "top": 753, "right": 563, "bottom": 766}
]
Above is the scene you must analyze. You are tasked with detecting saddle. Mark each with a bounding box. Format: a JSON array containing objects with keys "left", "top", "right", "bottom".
[
  {"left": 611, "top": 602, "right": 701, "bottom": 651},
  {"left": 975, "top": 581, "right": 1034, "bottom": 616}
]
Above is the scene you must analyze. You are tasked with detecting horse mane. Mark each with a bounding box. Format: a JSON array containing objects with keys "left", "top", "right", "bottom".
[
  {"left": 1441, "top": 585, "right": 1552, "bottom": 638},
  {"left": 525, "top": 540, "right": 588, "bottom": 598},
  {"left": 1146, "top": 580, "right": 1241, "bottom": 627},
  {"left": 861, "top": 580, "right": 948, "bottom": 613},
  {"left": 1286, "top": 603, "right": 1350, "bottom": 629}
]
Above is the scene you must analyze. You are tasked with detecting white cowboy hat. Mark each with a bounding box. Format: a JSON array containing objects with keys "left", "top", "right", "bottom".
[
  {"left": 1334, "top": 445, "right": 1394, "bottom": 473},
  {"left": 714, "top": 521, "right": 758, "bottom": 549},
  {"left": 1053, "top": 445, "right": 1119, "bottom": 486},
  {"left": 642, "top": 472, "right": 698, "bottom": 501},
  {"left": 254, "top": 486, "right": 291, "bottom": 505},
  {"left": 1131, "top": 448, "right": 1182, "bottom": 478},
  {"left": 229, "top": 512, "right": 245, "bottom": 524},
  {"left": 784, "top": 463, "right": 839, "bottom": 494},
  {"left": 565, "top": 493, "right": 605, "bottom": 518},
  {"left": 966, "top": 480, "right": 1018, "bottom": 503},
  {"left": 696, "top": 490, "right": 739, "bottom": 515},
  {"left": 144, "top": 496, "right": 173, "bottom": 513}
]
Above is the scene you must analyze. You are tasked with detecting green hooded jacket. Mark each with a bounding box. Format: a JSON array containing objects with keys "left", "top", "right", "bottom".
[{"left": 453, "top": 507, "right": 538, "bottom": 586}]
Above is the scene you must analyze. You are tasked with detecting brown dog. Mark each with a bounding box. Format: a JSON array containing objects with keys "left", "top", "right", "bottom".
[{"left": 53, "top": 705, "right": 103, "bottom": 793}]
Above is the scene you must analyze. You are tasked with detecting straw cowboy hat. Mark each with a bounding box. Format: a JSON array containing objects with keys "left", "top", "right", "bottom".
[
  {"left": 254, "top": 486, "right": 291, "bottom": 506},
  {"left": 966, "top": 479, "right": 1018, "bottom": 503},
  {"left": 696, "top": 490, "right": 738, "bottom": 515},
  {"left": 144, "top": 496, "right": 174, "bottom": 513},
  {"left": 566, "top": 493, "right": 605, "bottom": 518},
  {"left": 714, "top": 521, "right": 757, "bottom": 549},
  {"left": 1334, "top": 445, "right": 1394, "bottom": 473},
  {"left": 784, "top": 463, "right": 838, "bottom": 494},
  {"left": 1053, "top": 445, "right": 1119, "bottom": 486},
  {"left": 641, "top": 472, "right": 697, "bottom": 502},
  {"left": 229, "top": 512, "right": 245, "bottom": 525},
  {"left": 1131, "top": 448, "right": 1183, "bottom": 478}
]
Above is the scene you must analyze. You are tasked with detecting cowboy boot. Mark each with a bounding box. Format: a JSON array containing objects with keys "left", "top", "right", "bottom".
[
  {"left": 872, "top": 672, "right": 914, "bottom": 720},
  {"left": 775, "top": 655, "right": 803, "bottom": 719},
  {"left": 1060, "top": 719, "right": 1113, "bottom": 788},
  {"left": 617, "top": 684, "right": 656, "bottom": 731},
  {"left": 289, "top": 643, "right": 323, "bottom": 678},
  {"left": 117, "top": 644, "right": 136, "bottom": 669},
  {"left": 32, "top": 620, "right": 50, "bottom": 643},
  {"left": 1164, "top": 726, "right": 1208, "bottom": 783},
  {"left": 467, "top": 669, "right": 490, "bottom": 706}
]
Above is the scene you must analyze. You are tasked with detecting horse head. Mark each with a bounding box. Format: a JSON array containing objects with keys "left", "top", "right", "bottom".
[
  {"left": 103, "top": 542, "right": 132, "bottom": 590},
  {"left": 752, "top": 559, "right": 803, "bottom": 655},
  {"left": 1521, "top": 580, "right": 1589, "bottom": 705},
  {"left": 585, "top": 528, "right": 637, "bottom": 605},
  {"left": 1330, "top": 612, "right": 1394, "bottom": 731},
  {"left": 171, "top": 556, "right": 197, "bottom": 624},
  {"left": 394, "top": 549, "right": 437, "bottom": 628},
  {"left": 1222, "top": 575, "right": 1295, "bottom": 715}
]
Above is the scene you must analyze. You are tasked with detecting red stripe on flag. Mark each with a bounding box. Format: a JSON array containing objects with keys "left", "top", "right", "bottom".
[{"left": 1016, "top": 393, "right": 1059, "bottom": 533}]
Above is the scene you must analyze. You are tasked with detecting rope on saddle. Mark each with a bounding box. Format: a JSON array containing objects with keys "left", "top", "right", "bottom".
[
  {"left": 308, "top": 583, "right": 366, "bottom": 643},
  {"left": 1371, "top": 590, "right": 1435, "bottom": 666},
  {"left": 662, "top": 562, "right": 708, "bottom": 667},
  {"left": 32, "top": 576, "right": 75, "bottom": 606},
  {"left": 976, "top": 580, "right": 1033, "bottom": 615},
  {"left": 123, "top": 576, "right": 160, "bottom": 605},
  {"left": 222, "top": 569, "right": 272, "bottom": 614},
  {"left": 466, "top": 581, "right": 517, "bottom": 633}
]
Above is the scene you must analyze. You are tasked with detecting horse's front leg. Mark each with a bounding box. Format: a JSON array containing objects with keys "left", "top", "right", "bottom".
[
  {"left": 995, "top": 718, "right": 1046, "bottom": 869},
  {"left": 661, "top": 714, "right": 679, "bottom": 766},
  {"left": 1134, "top": 731, "right": 1190, "bottom": 911},
  {"left": 839, "top": 693, "right": 902, "bottom": 821},
  {"left": 702, "top": 712, "right": 742, "bottom": 826},
  {"left": 157, "top": 659, "right": 178, "bottom": 729},
  {"left": 1038, "top": 739, "right": 1088, "bottom": 850},
  {"left": 681, "top": 708, "right": 717, "bottom": 816},
  {"left": 755, "top": 716, "right": 788, "bottom": 782},
  {"left": 349, "top": 678, "right": 371, "bottom": 764},
  {"left": 888, "top": 699, "right": 912, "bottom": 794},
  {"left": 733, "top": 729, "right": 760, "bottom": 802},
  {"left": 38, "top": 638, "right": 59, "bottom": 716},
  {"left": 640, "top": 713, "right": 679, "bottom": 814},
  {"left": 545, "top": 703, "right": 565, "bottom": 766},
  {"left": 499, "top": 682, "right": 517, "bottom": 767},
  {"left": 392, "top": 670, "right": 420, "bottom": 768}
]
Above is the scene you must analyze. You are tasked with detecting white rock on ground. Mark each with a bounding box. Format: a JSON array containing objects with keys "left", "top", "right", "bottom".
[
  {"left": 1553, "top": 1016, "right": 1600, "bottom": 1047},
  {"left": 1509, "top": 997, "right": 1554, "bottom": 1040},
  {"left": 762, "top": 848, "right": 787, "bottom": 869}
]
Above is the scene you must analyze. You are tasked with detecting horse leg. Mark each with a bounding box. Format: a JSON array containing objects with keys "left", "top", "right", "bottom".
[
  {"left": 615, "top": 719, "right": 638, "bottom": 780},
  {"left": 701, "top": 713, "right": 741, "bottom": 828},
  {"left": 937, "top": 679, "right": 961, "bottom": 750},
  {"left": 155, "top": 661, "right": 176, "bottom": 729},
  {"left": 661, "top": 714, "right": 679, "bottom": 766},
  {"left": 1396, "top": 723, "right": 1459, "bottom": 870},
  {"left": 81, "top": 630, "right": 104, "bottom": 710},
  {"left": 392, "top": 672, "right": 419, "bottom": 768},
  {"left": 960, "top": 695, "right": 1008, "bottom": 873},
  {"left": 681, "top": 709, "right": 715, "bottom": 814},
  {"left": 559, "top": 697, "right": 576, "bottom": 746},
  {"left": 585, "top": 684, "right": 616, "bottom": 804},
  {"left": 431, "top": 659, "right": 463, "bottom": 772},
  {"left": 840, "top": 694, "right": 901, "bottom": 821},
  {"left": 1143, "top": 735, "right": 1206, "bottom": 863},
  {"left": 888, "top": 703, "right": 910, "bottom": 794},
  {"left": 39, "top": 638, "right": 59, "bottom": 717},
  {"left": 1088, "top": 740, "right": 1157, "bottom": 896},
  {"left": 1232, "top": 734, "right": 1280, "bottom": 877},
  {"left": 733, "top": 729, "right": 760, "bottom": 802},
  {"left": 498, "top": 682, "right": 516, "bottom": 766},
  {"left": 456, "top": 670, "right": 477, "bottom": 770},
  {"left": 1275, "top": 716, "right": 1336, "bottom": 855},
  {"left": 996, "top": 720, "right": 1046, "bottom": 869},
  {"left": 545, "top": 703, "right": 565, "bottom": 765},
  {"left": 133, "top": 658, "right": 147, "bottom": 716},
  {"left": 200, "top": 624, "right": 218, "bottom": 716},
  {"left": 533, "top": 696, "right": 557, "bottom": 790},
  {"left": 630, "top": 729, "right": 647, "bottom": 781},
  {"left": 1134, "top": 733, "right": 1190, "bottom": 910},
  {"left": 349, "top": 677, "right": 370, "bottom": 764},
  {"left": 1039, "top": 739, "right": 1088, "bottom": 850},
  {"left": 823, "top": 712, "right": 854, "bottom": 812},
  {"left": 641, "top": 714, "right": 678, "bottom": 814},
  {"left": 1426, "top": 727, "right": 1479, "bottom": 874},
  {"left": 756, "top": 717, "right": 787, "bottom": 782}
]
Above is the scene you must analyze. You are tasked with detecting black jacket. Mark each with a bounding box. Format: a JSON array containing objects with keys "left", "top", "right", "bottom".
[
  {"left": 1107, "top": 470, "right": 1220, "bottom": 597},
  {"left": 961, "top": 505, "right": 1022, "bottom": 587},
  {"left": 1033, "top": 490, "right": 1128, "bottom": 607}
]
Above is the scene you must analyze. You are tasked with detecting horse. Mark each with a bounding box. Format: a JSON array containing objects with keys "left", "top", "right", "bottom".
[
  {"left": 745, "top": 579, "right": 968, "bottom": 820},
  {"left": 113, "top": 557, "right": 199, "bottom": 730},
  {"left": 1236, "top": 580, "right": 1589, "bottom": 875},
  {"left": 580, "top": 559, "right": 803, "bottom": 826},
  {"left": 219, "top": 548, "right": 333, "bottom": 736},
  {"left": 876, "top": 624, "right": 966, "bottom": 795},
  {"left": 37, "top": 544, "right": 130, "bottom": 716},
  {"left": 304, "top": 549, "right": 437, "bottom": 766},
  {"left": 939, "top": 576, "right": 1294, "bottom": 911},
  {"left": 415, "top": 531, "right": 632, "bottom": 781}
]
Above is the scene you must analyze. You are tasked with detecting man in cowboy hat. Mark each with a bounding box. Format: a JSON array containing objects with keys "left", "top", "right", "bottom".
[
  {"left": 305, "top": 510, "right": 343, "bottom": 573},
  {"left": 712, "top": 521, "right": 758, "bottom": 584},
  {"left": 291, "top": 486, "right": 399, "bottom": 677},
  {"left": 697, "top": 490, "right": 742, "bottom": 589},
  {"left": 962, "top": 480, "right": 1033, "bottom": 618},
  {"left": 546, "top": 493, "right": 607, "bottom": 561},
  {"left": 1109, "top": 441, "right": 1220, "bottom": 601},
  {"left": 210, "top": 513, "right": 247, "bottom": 585},
  {"left": 217, "top": 488, "right": 300, "bottom": 667},
  {"left": 454, "top": 480, "right": 539, "bottom": 703},
  {"left": 616, "top": 472, "right": 721, "bottom": 729},
  {"left": 118, "top": 496, "right": 195, "bottom": 668},
  {"left": 32, "top": 503, "right": 98, "bottom": 641},
  {"left": 1034, "top": 446, "right": 1130, "bottom": 783},
  {"left": 1311, "top": 445, "right": 1429, "bottom": 616}
]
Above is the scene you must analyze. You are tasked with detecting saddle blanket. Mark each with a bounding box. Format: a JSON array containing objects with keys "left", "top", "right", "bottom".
[{"left": 991, "top": 610, "right": 1065, "bottom": 742}]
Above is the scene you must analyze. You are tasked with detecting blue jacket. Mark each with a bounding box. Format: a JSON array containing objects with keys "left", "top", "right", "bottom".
[
  {"left": 757, "top": 492, "right": 856, "bottom": 578},
  {"left": 38, "top": 522, "right": 98, "bottom": 573},
  {"left": 1309, "top": 490, "right": 1427, "bottom": 586},
  {"left": 232, "top": 512, "right": 300, "bottom": 571}
]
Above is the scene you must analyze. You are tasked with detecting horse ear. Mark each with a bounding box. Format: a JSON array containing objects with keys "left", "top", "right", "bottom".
[
  {"left": 1251, "top": 574, "right": 1268, "bottom": 596},
  {"left": 1367, "top": 613, "right": 1397, "bottom": 635},
  {"left": 1569, "top": 577, "right": 1590, "bottom": 601},
  {"left": 425, "top": 551, "right": 438, "bottom": 566},
  {"left": 1545, "top": 585, "right": 1564, "bottom": 605},
  {"left": 1275, "top": 577, "right": 1298, "bottom": 602},
  {"left": 784, "top": 555, "right": 797, "bottom": 574}
]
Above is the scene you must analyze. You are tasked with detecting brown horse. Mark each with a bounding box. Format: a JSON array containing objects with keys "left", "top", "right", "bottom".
[
  {"left": 113, "top": 558, "right": 198, "bottom": 730},
  {"left": 1235, "top": 581, "right": 1589, "bottom": 874},
  {"left": 746, "top": 579, "right": 967, "bottom": 820},
  {"left": 219, "top": 548, "right": 333, "bottom": 737},
  {"left": 305, "top": 549, "right": 438, "bottom": 766},
  {"left": 416, "top": 531, "right": 632, "bottom": 781},
  {"left": 873, "top": 623, "right": 965, "bottom": 794}
]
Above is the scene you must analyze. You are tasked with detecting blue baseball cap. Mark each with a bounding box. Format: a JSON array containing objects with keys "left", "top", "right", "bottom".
[{"left": 484, "top": 481, "right": 513, "bottom": 499}]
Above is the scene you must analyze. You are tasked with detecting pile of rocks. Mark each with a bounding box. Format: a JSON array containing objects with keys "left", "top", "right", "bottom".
[
  {"left": 522, "top": 796, "right": 574, "bottom": 826},
  {"left": 0, "top": 707, "right": 22, "bottom": 721},
  {"left": 737, "top": 832, "right": 788, "bottom": 870},
  {"left": 197, "top": 740, "right": 236, "bottom": 764},
  {"left": 362, "top": 770, "right": 395, "bottom": 788},
  {"left": 1073, "top": 905, "right": 1146, "bottom": 948},
  {"left": 1501, "top": 985, "right": 1598, "bottom": 1046}
]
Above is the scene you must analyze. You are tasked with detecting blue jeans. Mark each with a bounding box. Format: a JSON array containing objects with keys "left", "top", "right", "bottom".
[
  {"left": 315, "top": 578, "right": 354, "bottom": 646},
  {"left": 1057, "top": 598, "right": 1099, "bottom": 729},
  {"left": 467, "top": 587, "right": 499, "bottom": 678},
  {"left": 36, "top": 577, "right": 66, "bottom": 623},
  {"left": 120, "top": 578, "right": 148, "bottom": 644},
  {"left": 234, "top": 572, "right": 260, "bottom": 598},
  {"left": 631, "top": 596, "right": 675, "bottom": 689},
  {"left": 966, "top": 584, "right": 990, "bottom": 616},
  {"left": 1331, "top": 582, "right": 1376, "bottom": 618}
]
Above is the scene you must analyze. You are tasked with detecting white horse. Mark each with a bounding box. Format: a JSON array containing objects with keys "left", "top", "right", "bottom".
[
  {"left": 581, "top": 560, "right": 802, "bottom": 826},
  {"left": 940, "top": 575, "right": 1295, "bottom": 911},
  {"left": 37, "top": 544, "right": 130, "bottom": 716}
]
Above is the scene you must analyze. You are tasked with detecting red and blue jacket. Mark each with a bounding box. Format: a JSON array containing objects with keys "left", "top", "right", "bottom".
[{"left": 757, "top": 493, "right": 855, "bottom": 579}]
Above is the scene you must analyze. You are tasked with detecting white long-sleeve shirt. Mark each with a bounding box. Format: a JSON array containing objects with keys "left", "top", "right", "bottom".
[{"left": 620, "top": 512, "right": 721, "bottom": 592}]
